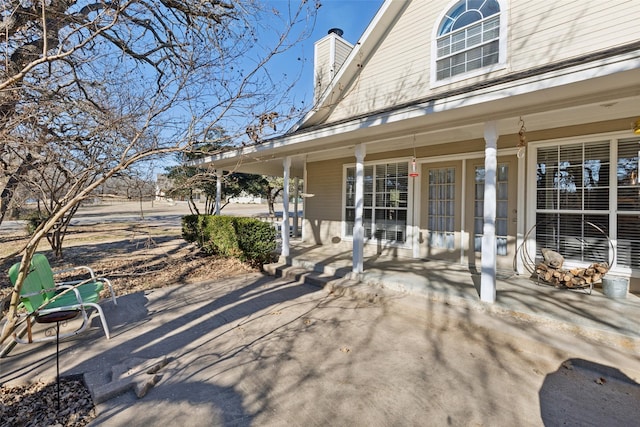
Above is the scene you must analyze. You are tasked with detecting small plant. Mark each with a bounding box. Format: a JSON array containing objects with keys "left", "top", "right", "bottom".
[{"left": 24, "top": 212, "right": 46, "bottom": 235}]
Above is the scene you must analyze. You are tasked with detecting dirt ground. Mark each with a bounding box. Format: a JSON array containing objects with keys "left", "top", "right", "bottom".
[{"left": 0, "top": 203, "right": 265, "bottom": 305}]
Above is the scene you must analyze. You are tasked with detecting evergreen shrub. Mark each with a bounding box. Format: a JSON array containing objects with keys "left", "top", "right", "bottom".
[{"left": 182, "top": 214, "right": 277, "bottom": 267}]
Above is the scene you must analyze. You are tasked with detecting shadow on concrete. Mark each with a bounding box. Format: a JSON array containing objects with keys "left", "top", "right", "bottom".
[
  {"left": 539, "top": 358, "right": 640, "bottom": 426},
  {"left": 78, "top": 273, "right": 323, "bottom": 424},
  {"left": 93, "top": 379, "right": 252, "bottom": 427}
]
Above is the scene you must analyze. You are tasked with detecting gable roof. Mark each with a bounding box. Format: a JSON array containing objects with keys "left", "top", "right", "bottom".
[{"left": 291, "top": 0, "right": 407, "bottom": 131}]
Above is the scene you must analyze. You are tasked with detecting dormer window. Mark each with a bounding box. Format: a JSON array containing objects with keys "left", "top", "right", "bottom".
[{"left": 434, "top": 0, "right": 504, "bottom": 82}]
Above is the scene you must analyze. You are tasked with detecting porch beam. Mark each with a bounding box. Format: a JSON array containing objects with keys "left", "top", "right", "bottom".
[
  {"left": 353, "top": 144, "right": 366, "bottom": 274},
  {"left": 481, "top": 121, "right": 498, "bottom": 303},
  {"left": 282, "top": 157, "right": 291, "bottom": 257}
]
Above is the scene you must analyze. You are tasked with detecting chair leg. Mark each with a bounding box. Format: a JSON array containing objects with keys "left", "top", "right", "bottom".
[
  {"left": 85, "top": 302, "right": 111, "bottom": 339},
  {"left": 99, "top": 277, "right": 118, "bottom": 306}
]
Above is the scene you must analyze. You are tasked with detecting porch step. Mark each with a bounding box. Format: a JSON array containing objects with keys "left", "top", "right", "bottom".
[{"left": 263, "top": 261, "right": 395, "bottom": 305}]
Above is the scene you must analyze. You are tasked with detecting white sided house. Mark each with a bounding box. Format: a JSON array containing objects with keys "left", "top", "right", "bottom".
[{"left": 194, "top": 0, "right": 640, "bottom": 301}]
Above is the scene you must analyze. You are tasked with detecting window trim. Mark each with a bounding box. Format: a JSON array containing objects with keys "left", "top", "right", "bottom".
[
  {"left": 342, "top": 159, "right": 414, "bottom": 249},
  {"left": 473, "top": 162, "right": 511, "bottom": 256},
  {"left": 430, "top": 0, "right": 508, "bottom": 87},
  {"left": 526, "top": 131, "right": 640, "bottom": 277}
]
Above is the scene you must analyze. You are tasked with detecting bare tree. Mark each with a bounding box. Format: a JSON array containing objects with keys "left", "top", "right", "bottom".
[{"left": 0, "top": 0, "right": 318, "bottom": 346}]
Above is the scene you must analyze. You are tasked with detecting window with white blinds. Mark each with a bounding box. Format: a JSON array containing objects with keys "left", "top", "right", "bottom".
[
  {"left": 616, "top": 138, "right": 640, "bottom": 269},
  {"left": 535, "top": 142, "right": 610, "bottom": 264},
  {"left": 345, "top": 162, "right": 408, "bottom": 243}
]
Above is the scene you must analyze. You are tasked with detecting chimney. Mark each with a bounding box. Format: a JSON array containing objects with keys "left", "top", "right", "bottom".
[{"left": 313, "top": 28, "right": 353, "bottom": 103}]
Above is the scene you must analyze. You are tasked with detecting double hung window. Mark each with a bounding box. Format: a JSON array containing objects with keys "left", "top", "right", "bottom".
[
  {"left": 435, "top": 0, "right": 502, "bottom": 81},
  {"left": 535, "top": 142, "right": 610, "bottom": 264},
  {"left": 345, "top": 162, "right": 408, "bottom": 243},
  {"left": 474, "top": 164, "right": 509, "bottom": 255},
  {"left": 616, "top": 138, "right": 640, "bottom": 269}
]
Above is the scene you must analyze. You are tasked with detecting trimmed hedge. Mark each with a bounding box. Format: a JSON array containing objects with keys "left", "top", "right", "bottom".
[{"left": 182, "top": 214, "right": 277, "bottom": 267}]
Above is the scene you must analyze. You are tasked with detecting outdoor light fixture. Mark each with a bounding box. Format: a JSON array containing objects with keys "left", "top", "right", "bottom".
[
  {"left": 517, "top": 117, "right": 527, "bottom": 159},
  {"left": 634, "top": 118, "right": 640, "bottom": 135}
]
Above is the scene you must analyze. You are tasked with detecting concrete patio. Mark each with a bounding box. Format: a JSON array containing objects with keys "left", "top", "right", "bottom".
[
  {"left": 269, "top": 240, "right": 640, "bottom": 356},
  {"left": 1, "top": 240, "right": 638, "bottom": 426}
]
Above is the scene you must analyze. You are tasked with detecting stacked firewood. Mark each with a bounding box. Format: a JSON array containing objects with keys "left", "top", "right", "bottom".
[{"left": 535, "top": 248, "right": 608, "bottom": 288}]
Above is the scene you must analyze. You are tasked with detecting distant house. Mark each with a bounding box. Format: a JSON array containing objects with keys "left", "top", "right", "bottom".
[
  {"left": 156, "top": 173, "right": 205, "bottom": 202},
  {"left": 229, "top": 191, "right": 262, "bottom": 204},
  {"left": 194, "top": 0, "right": 640, "bottom": 300},
  {"left": 155, "top": 174, "right": 170, "bottom": 200}
]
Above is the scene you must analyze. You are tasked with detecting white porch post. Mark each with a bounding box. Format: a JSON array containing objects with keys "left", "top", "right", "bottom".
[
  {"left": 481, "top": 121, "right": 498, "bottom": 303},
  {"left": 282, "top": 157, "right": 291, "bottom": 257},
  {"left": 215, "top": 170, "right": 222, "bottom": 215},
  {"left": 293, "top": 176, "right": 300, "bottom": 238},
  {"left": 353, "top": 144, "right": 366, "bottom": 274},
  {"left": 515, "top": 152, "right": 526, "bottom": 274}
]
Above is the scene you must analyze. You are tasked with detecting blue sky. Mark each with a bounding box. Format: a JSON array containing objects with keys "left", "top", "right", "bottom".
[
  {"left": 155, "top": 1, "right": 384, "bottom": 175},
  {"left": 276, "top": 0, "right": 385, "bottom": 107}
]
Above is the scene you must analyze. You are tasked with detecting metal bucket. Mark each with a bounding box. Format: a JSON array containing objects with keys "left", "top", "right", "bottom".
[{"left": 602, "top": 276, "right": 629, "bottom": 299}]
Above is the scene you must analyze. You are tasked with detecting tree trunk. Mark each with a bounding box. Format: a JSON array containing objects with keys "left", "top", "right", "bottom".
[
  {"left": 0, "top": 154, "right": 35, "bottom": 224},
  {"left": 188, "top": 190, "right": 200, "bottom": 215},
  {"left": 139, "top": 193, "right": 145, "bottom": 219},
  {"left": 267, "top": 186, "right": 276, "bottom": 217}
]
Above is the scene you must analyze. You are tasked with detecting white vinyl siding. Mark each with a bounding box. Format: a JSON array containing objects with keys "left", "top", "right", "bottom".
[
  {"left": 322, "top": 0, "right": 639, "bottom": 124},
  {"left": 334, "top": 40, "right": 352, "bottom": 68},
  {"left": 510, "top": 1, "right": 638, "bottom": 71}
]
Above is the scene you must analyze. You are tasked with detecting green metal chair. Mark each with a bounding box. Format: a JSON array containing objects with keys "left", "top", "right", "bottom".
[{"left": 5, "top": 253, "right": 115, "bottom": 346}]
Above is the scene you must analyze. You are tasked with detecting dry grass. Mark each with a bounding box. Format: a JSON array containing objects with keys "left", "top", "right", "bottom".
[{"left": 0, "top": 220, "right": 258, "bottom": 301}]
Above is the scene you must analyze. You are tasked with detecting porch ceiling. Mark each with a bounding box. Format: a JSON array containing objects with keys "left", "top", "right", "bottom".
[{"left": 194, "top": 64, "right": 640, "bottom": 176}]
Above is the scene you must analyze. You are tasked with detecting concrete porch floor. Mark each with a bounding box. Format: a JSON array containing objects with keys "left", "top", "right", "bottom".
[{"left": 269, "top": 240, "right": 640, "bottom": 357}]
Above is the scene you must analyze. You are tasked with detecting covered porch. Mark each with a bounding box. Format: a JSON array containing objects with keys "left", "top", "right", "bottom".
[{"left": 194, "top": 52, "right": 640, "bottom": 305}]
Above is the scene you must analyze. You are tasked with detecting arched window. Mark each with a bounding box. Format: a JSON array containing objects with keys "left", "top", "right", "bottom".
[{"left": 435, "top": 0, "right": 503, "bottom": 81}]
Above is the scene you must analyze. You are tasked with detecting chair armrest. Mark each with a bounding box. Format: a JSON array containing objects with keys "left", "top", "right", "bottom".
[
  {"left": 53, "top": 265, "right": 97, "bottom": 284},
  {"left": 53, "top": 266, "right": 117, "bottom": 304}
]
